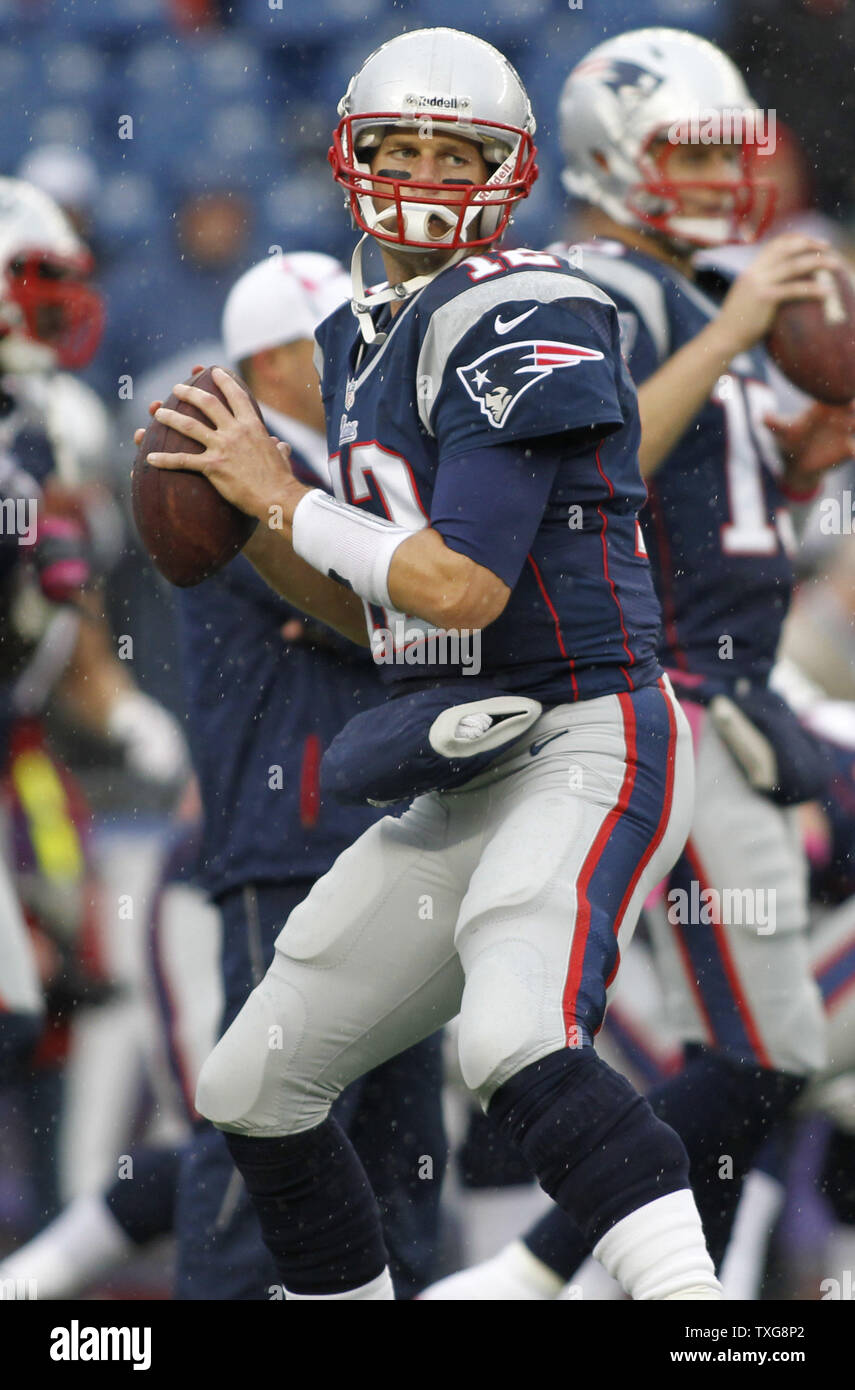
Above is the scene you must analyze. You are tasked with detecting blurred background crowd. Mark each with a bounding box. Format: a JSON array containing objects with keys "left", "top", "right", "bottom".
[{"left": 0, "top": 0, "right": 853, "bottom": 1301}]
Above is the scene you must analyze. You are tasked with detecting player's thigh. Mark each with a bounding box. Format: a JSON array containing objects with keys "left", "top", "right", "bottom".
[
  {"left": 452, "top": 680, "right": 692, "bottom": 1102},
  {"left": 196, "top": 798, "right": 466, "bottom": 1136},
  {"left": 649, "top": 711, "right": 825, "bottom": 1074}
]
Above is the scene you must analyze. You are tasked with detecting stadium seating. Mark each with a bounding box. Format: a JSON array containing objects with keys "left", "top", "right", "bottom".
[{"left": 0, "top": 0, "right": 741, "bottom": 386}]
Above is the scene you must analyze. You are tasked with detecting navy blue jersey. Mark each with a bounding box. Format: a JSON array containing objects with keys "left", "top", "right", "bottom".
[
  {"left": 551, "top": 239, "right": 794, "bottom": 685},
  {"left": 314, "top": 248, "right": 663, "bottom": 705},
  {"left": 178, "top": 417, "right": 383, "bottom": 898}
]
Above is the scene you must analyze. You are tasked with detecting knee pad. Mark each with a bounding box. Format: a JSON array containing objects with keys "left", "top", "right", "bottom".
[
  {"left": 488, "top": 1046, "right": 689, "bottom": 1247},
  {"left": 457, "top": 941, "right": 574, "bottom": 1105},
  {"left": 195, "top": 977, "right": 329, "bottom": 1136}
]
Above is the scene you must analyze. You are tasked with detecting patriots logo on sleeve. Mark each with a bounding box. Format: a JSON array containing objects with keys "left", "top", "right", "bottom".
[{"left": 457, "top": 339, "right": 605, "bottom": 428}]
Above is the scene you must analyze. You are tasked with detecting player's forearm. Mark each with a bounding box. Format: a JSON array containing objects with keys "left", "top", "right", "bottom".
[
  {"left": 637, "top": 319, "right": 743, "bottom": 479},
  {"left": 387, "top": 527, "right": 510, "bottom": 631},
  {"left": 286, "top": 484, "right": 510, "bottom": 632},
  {"left": 242, "top": 523, "right": 370, "bottom": 647}
]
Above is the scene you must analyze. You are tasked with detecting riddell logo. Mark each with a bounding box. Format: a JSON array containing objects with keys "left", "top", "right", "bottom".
[{"left": 403, "top": 92, "right": 472, "bottom": 113}]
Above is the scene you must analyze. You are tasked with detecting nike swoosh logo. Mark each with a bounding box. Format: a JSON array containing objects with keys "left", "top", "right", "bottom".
[
  {"left": 529, "top": 729, "right": 570, "bottom": 757},
  {"left": 494, "top": 307, "right": 537, "bottom": 335}
]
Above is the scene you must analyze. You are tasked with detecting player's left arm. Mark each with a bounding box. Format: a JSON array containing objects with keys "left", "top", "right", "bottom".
[
  {"left": 387, "top": 527, "right": 510, "bottom": 630},
  {"left": 255, "top": 461, "right": 513, "bottom": 633}
]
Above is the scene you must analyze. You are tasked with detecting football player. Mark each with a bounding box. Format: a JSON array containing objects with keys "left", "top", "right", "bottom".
[
  {"left": 0, "top": 177, "right": 181, "bottom": 1086},
  {"left": 171, "top": 251, "right": 445, "bottom": 1300},
  {"left": 144, "top": 28, "right": 720, "bottom": 1300},
  {"left": 421, "top": 27, "right": 855, "bottom": 1299}
]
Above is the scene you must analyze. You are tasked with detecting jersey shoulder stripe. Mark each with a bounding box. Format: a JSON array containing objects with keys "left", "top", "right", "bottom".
[
  {"left": 552, "top": 246, "right": 671, "bottom": 365},
  {"left": 312, "top": 335, "right": 325, "bottom": 388},
  {"left": 416, "top": 267, "right": 616, "bottom": 436}
]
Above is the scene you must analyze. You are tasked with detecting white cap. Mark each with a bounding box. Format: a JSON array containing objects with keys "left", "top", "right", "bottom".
[
  {"left": 17, "top": 144, "right": 101, "bottom": 212},
  {"left": 222, "top": 251, "right": 350, "bottom": 365}
]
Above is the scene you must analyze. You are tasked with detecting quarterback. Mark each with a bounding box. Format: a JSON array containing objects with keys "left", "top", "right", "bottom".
[{"left": 145, "top": 28, "right": 719, "bottom": 1300}]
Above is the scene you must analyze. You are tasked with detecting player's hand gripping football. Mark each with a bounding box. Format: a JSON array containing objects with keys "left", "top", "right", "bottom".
[
  {"left": 135, "top": 366, "right": 307, "bottom": 525},
  {"left": 716, "top": 234, "right": 843, "bottom": 355}
]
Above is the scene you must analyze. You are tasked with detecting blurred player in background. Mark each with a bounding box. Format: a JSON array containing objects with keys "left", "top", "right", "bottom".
[
  {"left": 147, "top": 28, "right": 724, "bottom": 1301},
  {"left": 422, "top": 26, "right": 855, "bottom": 1299},
  {"left": 0, "top": 175, "right": 189, "bottom": 1237}
]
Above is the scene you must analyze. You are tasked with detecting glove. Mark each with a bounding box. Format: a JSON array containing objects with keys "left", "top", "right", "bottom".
[
  {"left": 33, "top": 515, "right": 91, "bottom": 604},
  {"left": 107, "top": 690, "right": 190, "bottom": 785}
]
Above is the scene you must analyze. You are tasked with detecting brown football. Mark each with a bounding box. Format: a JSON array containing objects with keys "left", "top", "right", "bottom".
[
  {"left": 766, "top": 265, "right": 855, "bottom": 405},
  {"left": 132, "top": 366, "right": 261, "bottom": 587}
]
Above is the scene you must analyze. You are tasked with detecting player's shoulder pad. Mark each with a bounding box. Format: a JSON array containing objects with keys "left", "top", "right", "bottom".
[
  {"left": 415, "top": 253, "right": 617, "bottom": 434},
  {"left": 549, "top": 239, "right": 670, "bottom": 364},
  {"left": 313, "top": 299, "right": 354, "bottom": 390}
]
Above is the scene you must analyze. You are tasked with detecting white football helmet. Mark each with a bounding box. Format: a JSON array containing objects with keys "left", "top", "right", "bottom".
[
  {"left": 0, "top": 177, "right": 103, "bottom": 374},
  {"left": 331, "top": 27, "right": 537, "bottom": 255},
  {"left": 559, "top": 28, "right": 774, "bottom": 248}
]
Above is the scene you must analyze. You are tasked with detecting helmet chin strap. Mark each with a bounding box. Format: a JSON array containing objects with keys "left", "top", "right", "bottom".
[{"left": 349, "top": 234, "right": 466, "bottom": 345}]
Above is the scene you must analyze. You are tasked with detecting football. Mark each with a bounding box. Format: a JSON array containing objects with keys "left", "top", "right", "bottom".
[
  {"left": 131, "top": 366, "right": 261, "bottom": 588},
  {"left": 765, "top": 265, "right": 855, "bottom": 404}
]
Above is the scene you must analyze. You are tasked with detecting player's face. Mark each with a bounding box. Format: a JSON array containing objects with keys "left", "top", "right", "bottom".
[
  {"left": 650, "top": 138, "right": 744, "bottom": 219},
  {"left": 369, "top": 131, "right": 489, "bottom": 243}
]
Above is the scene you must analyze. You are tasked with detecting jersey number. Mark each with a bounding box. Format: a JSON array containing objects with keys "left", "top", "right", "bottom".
[
  {"left": 329, "top": 443, "right": 438, "bottom": 656},
  {"left": 460, "top": 247, "right": 563, "bottom": 281},
  {"left": 712, "top": 375, "right": 787, "bottom": 556},
  {"left": 338, "top": 440, "right": 428, "bottom": 528}
]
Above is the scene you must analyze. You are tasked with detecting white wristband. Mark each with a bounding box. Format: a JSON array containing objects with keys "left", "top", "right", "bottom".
[{"left": 291, "top": 488, "right": 415, "bottom": 609}]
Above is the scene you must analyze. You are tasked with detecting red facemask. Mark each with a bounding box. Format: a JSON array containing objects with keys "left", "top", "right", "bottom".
[
  {"left": 329, "top": 112, "right": 538, "bottom": 252},
  {"left": 3, "top": 251, "right": 104, "bottom": 368},
  {"left": 628, "top": 133, "right": 777, "bottom": 247}
]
